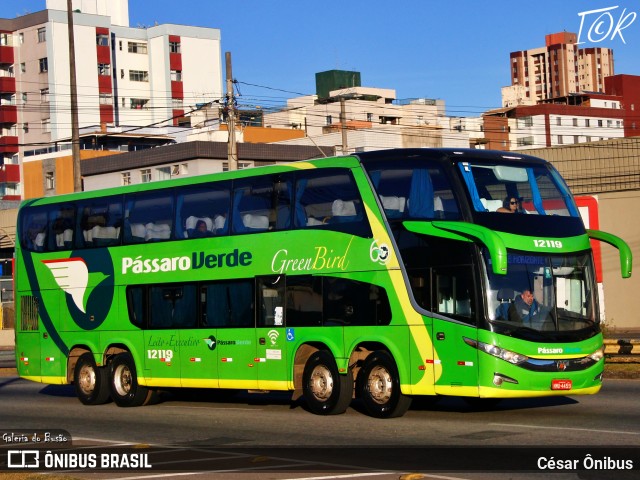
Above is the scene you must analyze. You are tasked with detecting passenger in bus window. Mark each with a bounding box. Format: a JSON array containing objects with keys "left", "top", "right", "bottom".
[
  {"left": 497, "top": 196, "right": 521, "bottom": 214},
  {"left": 192, "top": 219, "right": 212, "bottom": 238},
  {"left": 26, "top": 223, "right": 46, "bottom": 251}
]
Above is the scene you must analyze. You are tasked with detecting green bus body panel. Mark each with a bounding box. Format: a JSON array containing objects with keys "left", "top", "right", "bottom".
[
  {"left": 475, "top": 330, "right": 603, "bottom": 397},
  {"left": 13, "top": 151, "right": 608, "bottom": 402},
  {"left": 404, "top": 221, "right": 508, "bottom": 274},
  {"left": 587, "top": 229, "right": 633, "bottom": 278}
]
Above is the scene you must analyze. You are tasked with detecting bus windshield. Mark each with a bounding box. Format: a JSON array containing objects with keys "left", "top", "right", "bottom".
[
  {"left": 485, "top": 250, "right": 597, "bottom": 333},
  {"left": 459, "top": 161, "right": 580, "bottom": 217}
]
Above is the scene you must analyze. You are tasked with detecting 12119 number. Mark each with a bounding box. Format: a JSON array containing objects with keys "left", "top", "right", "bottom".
[
  {"left": 533, "top": 239, "right": 563, "bottom": 249},
  {"left": 147, "top": 349, "right": 173, "bottom": 360}
]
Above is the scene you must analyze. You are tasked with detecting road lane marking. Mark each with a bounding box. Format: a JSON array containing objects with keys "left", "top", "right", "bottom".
[
  {"left": 281, "top": 473, "right": 470, "bottom": 480},
  {"left": 281, "top": 474, "right": 392, "bottom": 480},
  {"left": 491, "top": 422, "right": 640, "bottom": 435}
]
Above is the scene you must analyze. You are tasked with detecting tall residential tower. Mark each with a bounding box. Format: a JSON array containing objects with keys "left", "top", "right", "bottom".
[{"left": 503, "top": 32, "right": 614, "bottom": 107}]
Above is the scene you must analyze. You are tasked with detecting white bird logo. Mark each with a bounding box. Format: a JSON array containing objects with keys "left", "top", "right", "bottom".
[{"left": 42, "top": 258, "right": 89, "bottom": 313}]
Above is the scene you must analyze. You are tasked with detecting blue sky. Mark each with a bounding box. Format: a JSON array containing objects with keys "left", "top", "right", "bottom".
[{"left": 3, "top": 1, "right": 640, "bottom": 115}]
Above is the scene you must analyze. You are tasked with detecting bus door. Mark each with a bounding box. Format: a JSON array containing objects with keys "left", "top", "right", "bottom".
[
  {"left": 202, "top": 280, "right": 257, "bottom": 389},
  {"left": 255, "top": 276, "right": 288, "bottom": 390},
  {"left": 431, "top": 266, "right": 480, "bottom": 396}
]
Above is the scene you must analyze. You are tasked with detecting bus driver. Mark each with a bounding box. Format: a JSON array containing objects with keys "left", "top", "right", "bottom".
[{"left": 508, "top": 289, "right": 540, "bottom": 325}]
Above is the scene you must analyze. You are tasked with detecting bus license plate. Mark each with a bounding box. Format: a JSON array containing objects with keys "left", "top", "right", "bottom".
[{"left": 551, "top": 379, "right": 572, "bottom": 391}]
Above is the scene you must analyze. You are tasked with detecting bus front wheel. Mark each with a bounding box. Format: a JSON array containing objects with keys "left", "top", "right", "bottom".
[
  {"left": 74, "top": 352, "right": 110, "bottom": 405},
  {"left": 302, "top": 350, "right": 353, "bottom": 415},
  {"left": 357, "top": 350, "right": 412, "bottom": 418},
  {"left": 109, "top": 352, "right": 153, "bottom": 407}
]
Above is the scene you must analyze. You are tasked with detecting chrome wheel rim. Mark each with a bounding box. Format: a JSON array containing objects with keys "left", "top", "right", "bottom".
[
  {"left": 113, "top": 364, "right": 132, "bottom": 397},
  {"left": 78, "top": 364, "right": 96, "bottom": 396},
  {"left": 367, "top": 365, "right": 392, "bottom": 404},
  {"left": 309, "top": 364, "right": 334, "bottom": 401}
]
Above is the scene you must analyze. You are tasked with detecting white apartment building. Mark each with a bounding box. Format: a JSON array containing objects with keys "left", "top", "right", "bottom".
[
  {"left": 483, "top": 94, "right": 626, "bottom": 151},
  {"left": 0, "top": 0, "right": 222, "bottom": 199}
]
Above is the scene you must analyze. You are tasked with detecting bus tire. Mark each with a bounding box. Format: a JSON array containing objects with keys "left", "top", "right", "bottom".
[
  {"left": 357, "top": 350, "right": 412, "bottom": 418},
  {"left": 74, "top": 353, "right": 111, "bottom": 405},
  {"left": 109, "top": 352, "right": 152, "bottom": 407},
  {"left": 302, "top": 350, "right": 353, "bottom": 415}
]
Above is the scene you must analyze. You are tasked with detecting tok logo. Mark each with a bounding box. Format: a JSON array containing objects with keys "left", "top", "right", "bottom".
[{"left": 41, "top": 249, "right": 113, "bottom": 330}]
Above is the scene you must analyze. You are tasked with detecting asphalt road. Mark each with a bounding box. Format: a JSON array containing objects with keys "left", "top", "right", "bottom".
[
  {"left": 1, "top": 375, "right": 639, "bottom": 479},
  {"left": 0, "top": 348, "right": 13, "bottom": 368}
]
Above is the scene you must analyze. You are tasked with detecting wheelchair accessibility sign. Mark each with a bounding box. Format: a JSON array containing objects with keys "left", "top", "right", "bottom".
[{"left": 286, "top": 328, "right": 295, "bottom": 342}]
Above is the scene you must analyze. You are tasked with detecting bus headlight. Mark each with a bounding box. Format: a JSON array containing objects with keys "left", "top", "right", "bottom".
[
  {"left": 589, "top": 347, "right": 605, "bottom": 362},
  {"left": 464, "top": 337, "right": 528, "bottom": 365}
]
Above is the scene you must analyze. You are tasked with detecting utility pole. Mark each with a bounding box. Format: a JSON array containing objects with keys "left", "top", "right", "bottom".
[
  {"left": 339, "top": 96, "right": 348, "bottom": 154},
  {"left": 67, "top": 0, "right": 81, "bottom": 192},
  {"left": 225, "top": 52, "right": 238, "bottom": 170}
]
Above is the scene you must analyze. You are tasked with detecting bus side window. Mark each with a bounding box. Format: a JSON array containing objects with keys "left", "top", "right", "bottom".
[
  {"left": 294, "top": 170, "right": 371, "bottom": 237},
  {"left": 371, "top": 165, "right": 460, "bottom": 221},
  {"left": 127, "top": 286, "right": 146, "bottom": 328},
  {"left": 176, "top": 182, "right": 230, "bottom": 239},
  {"left": 149, "top": 284, "right": 197, "bottom": 329},
  {"left": 49, "top": 205, "right": 75, "bottom": 251},
  {"left": 202, "top": 280, "right": 254, "bottom": 328},
  {"left": 124, "top": 191, "right": 174, "bottom": 244},
  {"left": 323, "top": 277, "right": 391, "bottom": 326},
  {"left": 232, "top": 176, "right": 292, "bottom": 234},
  {"left": 78, "top": 196, "right": 123, "bottom": 248},
  {"left": 433, "top": 267, "right": 475, "bottom": 324},
  {"left": 21, "top": 208, "right": 48, "bottom": 252},
  {"left": 286, "top": 276, "right": 322, "bottom": 327},
  {"left": 257, "top": 276, "right": 285, "bottom": 327}
]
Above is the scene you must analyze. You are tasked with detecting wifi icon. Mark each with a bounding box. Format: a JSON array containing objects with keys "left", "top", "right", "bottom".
[{"left": 267, "top": 329, "right": 280, "bottom": 345}]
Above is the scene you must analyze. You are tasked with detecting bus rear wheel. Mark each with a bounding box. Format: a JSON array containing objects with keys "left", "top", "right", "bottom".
[
  {"left": 109, "top": 352, "right": 153, "bottom": 407},
  {"left": 357, "top": 350, "right": 412, "bottom": 418},
  {"left": 74, "top": 352, "right": 110, "bottom": 405},
  {"left": 302, "top": 350, "right": 353, "bottom": 415}
]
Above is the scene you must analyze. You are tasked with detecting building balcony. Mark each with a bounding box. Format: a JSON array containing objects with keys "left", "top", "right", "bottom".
[
  {"left": 170, "top": 52, "right": 182, "bottom": 70},
  {"left": 171, "top": 81, "right": 183, "bottom": 99},
  {"left": 98, "top": 75, "right": 112, "bottom": 93},
  {"left": 0, "top": 194, "right": 20, "bottom": 201},
  {"left": 0, "top": 105, "right": 17, "bottom": 124},
  {"left": 0, "top": 163, "right": 19, "bottom": 183},
  {"left": 0, "top": 46, "right": 14, "bottom": 64},
  {"left": 0, "top": 136, "right": 18, "bottom": 154},
  {"left": 0, "top": 76, "right": 16, "bottom": 94},
  {"left": 96, "top": 45, "right": 110, "bottom": 64}
]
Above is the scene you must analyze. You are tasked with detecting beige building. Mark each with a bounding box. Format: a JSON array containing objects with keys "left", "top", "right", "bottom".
[
  {"left": 504, "top": 32, "right": 614, "bottom": 107},
  {"left": 526, "top": 137, "right": 640, "bottom": 332},
  {"left": 264, "top": 90, "right": 471, "bottom": 152}
]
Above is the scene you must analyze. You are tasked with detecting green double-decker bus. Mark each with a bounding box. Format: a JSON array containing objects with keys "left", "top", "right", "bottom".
[{"left": 14, "top": 148, "right": 632, "bottom": 418}]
